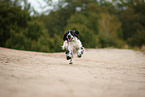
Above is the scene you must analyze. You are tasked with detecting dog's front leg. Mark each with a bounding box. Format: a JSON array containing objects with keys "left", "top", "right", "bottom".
[
  {"left": 66, "top": 42, "right": 73, "bottom": 64},
  {"left": 61, "top": 41, "right": 68, "bottom": 50}
]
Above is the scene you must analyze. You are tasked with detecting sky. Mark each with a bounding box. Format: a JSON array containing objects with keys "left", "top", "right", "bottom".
[
  {"left": 27, "top": 0, "right": 113, "bottom": 15},
  {"left": 27, "top": 0, "right": 58, "bottom": 14},
  {"left": 28, "top": 0, "right": 48, "bottom": 13}
]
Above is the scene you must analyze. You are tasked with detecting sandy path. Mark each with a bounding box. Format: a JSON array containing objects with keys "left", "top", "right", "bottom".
[{"left": 0, "top": 47, "right": 145, "bottom": 97}]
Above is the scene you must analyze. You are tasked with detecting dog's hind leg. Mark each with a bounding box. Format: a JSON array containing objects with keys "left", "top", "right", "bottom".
[{"left": 77, "top": 47, "right": 84, "bottom": 58}]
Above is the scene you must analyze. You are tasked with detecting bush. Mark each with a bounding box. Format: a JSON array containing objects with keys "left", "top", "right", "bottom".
[
  {"left": 0, "top": 2, "right": 31, "bottom": 46},
  {"left": 128, "top": 29, "right": 145, "bottom": 48},
  {"left": 6, "top": 31, "right": 26, "bottom": 50},
  {"left": 98, "top": 13, "right": 125, "bottom": 48}
]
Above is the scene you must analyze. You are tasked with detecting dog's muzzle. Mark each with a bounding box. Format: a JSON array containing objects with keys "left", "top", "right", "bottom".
[{"left": 68, "top": 35, "right": 73, "bottom": 42}]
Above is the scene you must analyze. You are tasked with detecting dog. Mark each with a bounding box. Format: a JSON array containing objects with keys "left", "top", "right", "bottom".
[{"left": 62, "top": 30, "right": 84, "bottom": 64}]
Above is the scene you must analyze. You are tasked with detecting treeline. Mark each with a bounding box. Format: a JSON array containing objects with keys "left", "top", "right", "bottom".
[
  {"left": 0, "top": 0, "right": 61, "bottom": 52},
  {"left": 0, "top": 0, "right": 145, "bottom": 52}
]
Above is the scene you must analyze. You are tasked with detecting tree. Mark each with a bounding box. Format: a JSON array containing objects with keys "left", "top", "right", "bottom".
[
  {"left": 0, "top": 1, "right": 31, "bottom": 46},
  {"left": 98, "top": 12, "right": 125, "bottom": 48},
  {"left": 118, "top": 0, "right": 145, "bottom": 47},
  {"left": 66, "top": 13, "right": 98, "bottom": 48}
]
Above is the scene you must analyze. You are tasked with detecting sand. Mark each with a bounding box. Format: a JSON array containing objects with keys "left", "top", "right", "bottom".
[{"left": 0, "top": 47, "right": 145, "bottom": 97}]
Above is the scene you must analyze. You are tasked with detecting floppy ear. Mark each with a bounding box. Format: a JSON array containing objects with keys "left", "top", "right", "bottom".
[
  {"left": 74, "top": 30, "right": 79, "bottom": 37},
  {"left": 63, "top": 31, "right": 68, "bottom": 41}
]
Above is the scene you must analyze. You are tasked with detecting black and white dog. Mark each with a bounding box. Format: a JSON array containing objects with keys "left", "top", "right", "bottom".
[{"left": 62, "top": 30, "right": 84, "bottom": 64}]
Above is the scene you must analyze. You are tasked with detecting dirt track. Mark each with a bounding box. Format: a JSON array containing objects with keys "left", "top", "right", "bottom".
[{"left": 0, "top": 47, "right": 145, "bottom": 97}]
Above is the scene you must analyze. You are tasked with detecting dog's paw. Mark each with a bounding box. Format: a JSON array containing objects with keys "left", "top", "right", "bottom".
[
  {"left": 67, "top": 56, "right": 71, "bottom": 60},
  {"left": 69, "top": 61, "right": 73, "bottom": 64},
  {"left": 77, "top": 47, "right": 84, "bottom": 58},
  {"left": 61, "top": 46, "right": 65, "bottom": 50},
  {"left": 78, "top": 54, "right": 82, "bottom": 58}
]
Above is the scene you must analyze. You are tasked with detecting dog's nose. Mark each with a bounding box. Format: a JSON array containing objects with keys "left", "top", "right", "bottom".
[{"left": 68, "top": 35, "right": 71, "bottom": 38}]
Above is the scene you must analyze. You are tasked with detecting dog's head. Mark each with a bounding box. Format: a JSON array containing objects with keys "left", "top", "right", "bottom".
[
  {"left": 66, "top": 30, "right": 79, "bottom": 42},
  {"left": 67, "top": 30, "right": 74, "bottom": 42}
]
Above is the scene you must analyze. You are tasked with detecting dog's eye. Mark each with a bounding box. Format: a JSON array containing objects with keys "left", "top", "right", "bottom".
[{"left": 71, "top": 31, "right": 74, "bottom": 35}]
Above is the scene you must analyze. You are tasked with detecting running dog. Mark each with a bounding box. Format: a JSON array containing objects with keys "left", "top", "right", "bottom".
[{"left": 62, "top": 30, "right": 84, "bottom": 64}]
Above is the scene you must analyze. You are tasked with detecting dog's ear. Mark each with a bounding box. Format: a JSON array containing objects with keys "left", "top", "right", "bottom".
[
  {"left": 75, "top": 31, "right": 79, "bottom": 35},
  {"left": 63, "top": 31, "right": 69, "bottom": 41},
  {"left": 74, "top": 30, "right": 79, "bottom": 37}
]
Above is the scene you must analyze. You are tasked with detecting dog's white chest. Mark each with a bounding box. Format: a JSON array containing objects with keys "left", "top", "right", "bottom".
[
  {"left": 62, "top": 37, "right": 82, "bottom": 51},
  {"left": 68, "top": 38, "right": 81, "bottom": 50}
]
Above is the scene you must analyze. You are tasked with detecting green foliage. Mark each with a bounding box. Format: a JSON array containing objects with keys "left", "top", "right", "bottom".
[
  {"left": 1, "top": 0, "right": 145, "bottom": 52},
  {"left": 24, "top": 21, "right": 44, "bottom": 41},
  {"left": 66, "top": 13, "right": 98, "bottom": 48},
  {"left": 128, "top": 29, "right": 145, "bottom": 47},
  {"left": 98, "top": 12, "right": 125, "bottom": 48},
  {"left": 0, "top": 1, "right": 31, "bottom": 46},
  {"left": 5, "top": 20, "right": 62, "bottom": 52},
  {"left": 0, "top": 0, "right": 62, "bottom": 52},
  {"left": 6, "top": 31, "right": 26, "bottom": 49},
  {"left": 85, "top": 3, "right": 100, "bottom": 34},
  {"left": 117, "top": 0, "right": 145, "bottom": 47}
]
